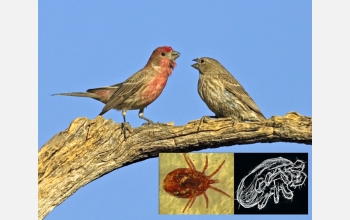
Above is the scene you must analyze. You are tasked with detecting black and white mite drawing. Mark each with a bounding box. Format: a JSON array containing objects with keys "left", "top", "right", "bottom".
[{"left": 236, "top": 156, "right": 307, "bottom": 210}]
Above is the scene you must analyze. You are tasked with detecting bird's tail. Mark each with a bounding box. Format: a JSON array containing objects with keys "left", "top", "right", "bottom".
[
  {"left": 52, "top": 92, "right": 99, "bottom": 99},
  {"left": 52, "top": 86, "right": 118, "bottom": 104}
]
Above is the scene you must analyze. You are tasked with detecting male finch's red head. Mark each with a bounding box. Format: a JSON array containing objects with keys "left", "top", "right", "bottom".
[{"left": 147, "top": 46, "right": 180, "bottom": 70}]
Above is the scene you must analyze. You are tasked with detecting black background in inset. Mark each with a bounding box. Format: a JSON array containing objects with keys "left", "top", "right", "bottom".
[{"left": 234, "top": 153, "right": 308, "bottom": 214}]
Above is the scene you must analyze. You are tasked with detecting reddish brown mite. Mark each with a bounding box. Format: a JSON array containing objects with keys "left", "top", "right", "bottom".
[{"left": 162, "top": 153, "right": 231, "bottom": 213}]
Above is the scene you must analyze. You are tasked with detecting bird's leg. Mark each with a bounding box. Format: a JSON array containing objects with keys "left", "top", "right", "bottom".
[
  {"left": 120, "top": 110, "right": 127, "bottom": 139},
  {"left": 139, "top": 109, "right": 154, "bottom": 125},
  {"left": 121, "top": 110, "right": 133, "bottom": 139}
]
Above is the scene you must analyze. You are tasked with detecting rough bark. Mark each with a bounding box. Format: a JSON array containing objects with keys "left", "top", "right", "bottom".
[{"left": 38, "top": 111, "right": 311, "bottom": 219}]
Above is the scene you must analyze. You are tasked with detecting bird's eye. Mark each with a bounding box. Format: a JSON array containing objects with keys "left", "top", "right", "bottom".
[
  {"left": 200, "top": 59, "right": 204, "bottom": 63},
  {"left": 161, "top": 52, "right": 166, "bottom": 56}
]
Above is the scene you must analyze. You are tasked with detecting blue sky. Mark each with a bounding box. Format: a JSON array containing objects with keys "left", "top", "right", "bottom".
[{"left": 38, "top": 1, "right": 311, "bottom": 219}]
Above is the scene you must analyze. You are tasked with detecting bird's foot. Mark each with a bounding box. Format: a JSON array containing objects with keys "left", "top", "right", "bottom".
[
  {"left": 141, "top": 120, "right": 154, "bottom": 126},
  {"left": 197, "top": 116, "right": 217, "bottom": 131},
  {"left": 231, "top": 119, "right": 237, "bottom": 127},
  {"left": 142, "top": 121, "right": 174, "bottom": 126},
  {"left": 122, "top": 122, "right": 133, "bottom": 140}
]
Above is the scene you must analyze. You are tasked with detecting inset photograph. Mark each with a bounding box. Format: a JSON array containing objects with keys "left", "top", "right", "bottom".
[
  {"left": 234, "top": 153, "right": 308, "bottom": 214},
  {"left": 159, "top": 153, "right": 234, "bottom": 214}
]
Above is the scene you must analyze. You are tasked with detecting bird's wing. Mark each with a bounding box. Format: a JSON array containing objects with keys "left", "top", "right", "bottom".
[
  {"left": 84, "top": 83, "right": 122, "bottom": 104},
  {"left": 220, "top": 71, "right": 263, "bottom": 115},
  {"left": 99, "top": 70, "right": 151, "bottom": 115},
  {"left": 86, "top": 83, "right": 122, "bottom": 93}
]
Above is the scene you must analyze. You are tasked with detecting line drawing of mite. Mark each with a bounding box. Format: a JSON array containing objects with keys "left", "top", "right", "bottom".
[{"left": 236, "top": 157, "right": 307, "bottom": 210}]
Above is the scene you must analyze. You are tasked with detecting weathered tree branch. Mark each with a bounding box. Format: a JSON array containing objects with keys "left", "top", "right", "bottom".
[{"left": 38, "top": 112, "right": 311, "bottom": 219}]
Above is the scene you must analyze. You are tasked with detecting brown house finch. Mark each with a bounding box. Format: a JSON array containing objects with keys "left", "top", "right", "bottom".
[
  {"left": 191, "top": 57, "right": 265, "bottom": 122},
  {"left": 53, "top": 46, "right": 180, "bottom": 125}
]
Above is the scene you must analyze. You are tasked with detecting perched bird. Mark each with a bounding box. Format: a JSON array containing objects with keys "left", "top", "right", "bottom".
[
  {"left": 53, "top": 46, "right": 180, "bottom": 125},
  {"left": 191, "top": 57, "right": 265, "bottom": 122}
]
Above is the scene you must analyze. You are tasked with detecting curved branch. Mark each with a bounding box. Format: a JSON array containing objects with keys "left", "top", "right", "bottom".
[{"left": 38, "top": 111, "right": 311, "bottom": 219}]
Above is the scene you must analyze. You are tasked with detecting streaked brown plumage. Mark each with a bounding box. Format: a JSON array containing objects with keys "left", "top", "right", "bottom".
[
  {"left": 53, "top": 46, "right": 180, "bottom": 124},
  {"left": 191, "top": 57, "right": 265, "bottom": 122}
]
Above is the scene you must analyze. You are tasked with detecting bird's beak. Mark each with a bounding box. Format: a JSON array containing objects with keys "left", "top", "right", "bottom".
[
  {"left": 171, "top": 51, "right": 181, "bottom": 60},
  {"left": 191, "top": 58, "right": 199, "bottom": 69}
]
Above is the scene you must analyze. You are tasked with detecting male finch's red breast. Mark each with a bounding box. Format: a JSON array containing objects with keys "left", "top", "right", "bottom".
[
  {"left": 141, "top": 72, "right": 169, "bottom": 104},
  {"left": 141, "top": 46, "right": 179, "bottom": 104}
]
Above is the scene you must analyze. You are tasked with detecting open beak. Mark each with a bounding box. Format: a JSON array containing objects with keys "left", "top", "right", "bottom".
[
  {"left": 171, "top": 50, "right": 181, "bottom": 60},
  {"left": 191, "top": 58, "right": 199, "bottom": 69}
]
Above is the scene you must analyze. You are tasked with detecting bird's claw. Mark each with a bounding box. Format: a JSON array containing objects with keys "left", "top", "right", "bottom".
[
  {"left": 142, "top": 121, "right": 175, "bottom": 126},
  {"left": 231, "top": 119, "right": 237, "bottom": 127},
  {"left": 122, "top": 122, "right": 133, "bottom": 140},
  {"left": 197, "top": 116, "right": 215, "bottom": 131},
  {"left": 142, "top": 120, "right": 154, "bottom": 126}
]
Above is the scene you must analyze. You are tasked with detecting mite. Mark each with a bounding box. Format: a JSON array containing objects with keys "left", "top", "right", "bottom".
[{"left": 162, "top": 153, "right": 231, "bottom": 213}]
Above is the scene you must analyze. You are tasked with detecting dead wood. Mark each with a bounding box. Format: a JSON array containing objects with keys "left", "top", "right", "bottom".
[{"left": 38, "top": 111, "right": 311, "bottom": 219}]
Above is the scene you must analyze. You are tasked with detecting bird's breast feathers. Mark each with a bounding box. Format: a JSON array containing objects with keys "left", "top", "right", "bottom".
[{"left": 140, "top": 69, "right": 170, "bottom": 103}]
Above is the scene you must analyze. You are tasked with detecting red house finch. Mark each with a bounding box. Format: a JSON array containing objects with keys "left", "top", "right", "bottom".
[
  {"left": 191, "top": 57, "right": 265, "bottom": 122},
  {"left": 53, "top": 46, "right": 180, "bottom": 125}
]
